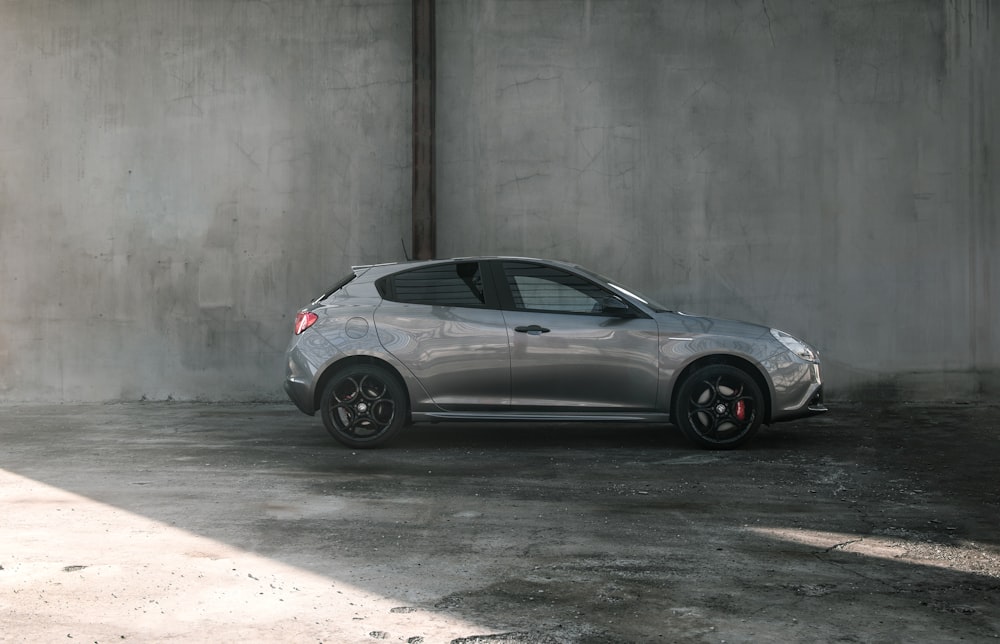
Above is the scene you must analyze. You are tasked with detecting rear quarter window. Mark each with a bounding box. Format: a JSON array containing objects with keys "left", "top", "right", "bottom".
[{"left": 379, "top": 262, "right": 486, "bottom": 307}]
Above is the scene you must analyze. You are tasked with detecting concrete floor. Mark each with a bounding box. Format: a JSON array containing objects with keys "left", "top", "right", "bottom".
[{"left": 1, "top": 402, "right": 998, "bottom": 643}]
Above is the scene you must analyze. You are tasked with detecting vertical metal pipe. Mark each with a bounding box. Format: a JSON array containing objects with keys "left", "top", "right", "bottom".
[{"left": 412, "top": 0, "right": 436, "bottom": 260}]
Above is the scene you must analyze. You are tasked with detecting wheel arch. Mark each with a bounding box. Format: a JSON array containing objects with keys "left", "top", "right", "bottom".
[
  {"left": 313, "top": 355, "right": 412, "bottom": 420},
  {"left": 669, "top": 354, "right": 773, "bottom": 424}
]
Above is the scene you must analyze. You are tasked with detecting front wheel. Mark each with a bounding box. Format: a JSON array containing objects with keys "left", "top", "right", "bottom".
[
  {"left": 675, "top": 364, "right": 764, "bottom": 450},
  {"left": 320, "top": 364, "right": 408, "bottom": 448}
]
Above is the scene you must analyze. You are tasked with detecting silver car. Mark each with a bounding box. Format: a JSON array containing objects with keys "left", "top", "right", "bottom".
[{"left": 284, "top": 257, "right": 826, "bottom": 449}]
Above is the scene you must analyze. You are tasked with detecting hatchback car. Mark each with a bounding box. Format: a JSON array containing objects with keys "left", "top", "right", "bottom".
[{"left": 284, "top": 257, "right": 825, "bottom": 449}]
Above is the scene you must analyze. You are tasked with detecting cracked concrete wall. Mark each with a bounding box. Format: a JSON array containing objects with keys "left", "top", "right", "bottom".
[
  {"left": 437, "top": 0, "right": 998, "bottom": 399},
  {"left": 0, "top": 1, "right": 995, "bottom": 402},
  {"left": 0, "top": 1, "right": 410, "bottom": 401}
]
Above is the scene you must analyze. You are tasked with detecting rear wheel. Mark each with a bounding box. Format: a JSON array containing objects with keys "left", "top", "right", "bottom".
[
  {"left": 320, "top": 364, "right": 407, "bottom": 448},
  {"left": 676, "top": 364, "right": 764, "bottom": 449}
]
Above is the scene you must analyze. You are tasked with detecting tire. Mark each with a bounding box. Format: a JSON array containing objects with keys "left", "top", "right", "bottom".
[
  {"left": 320, "top": 364, "right": 408, "bottom": 448},
  {"left": 675, "top": 364, "right": 764, "bottom": 450}
]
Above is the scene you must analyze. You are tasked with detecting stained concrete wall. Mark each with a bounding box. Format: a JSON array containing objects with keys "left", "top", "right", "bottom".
[
  {"left": 0, "top": 1, "right": 411, "bottom": 401},
  {"left": 437, "top": 0, "right": 998, "bottom": 399},
  {"left": 0, "top": 1, "right": 996, "bottom": 402}
]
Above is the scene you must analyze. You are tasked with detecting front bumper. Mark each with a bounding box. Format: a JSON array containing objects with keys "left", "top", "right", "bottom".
[
  {"left": 771, "top": 385, "right": 827, "bottom": 422},
  {"left": 767, "top": 357, "right": 827, "bottom": 423}
]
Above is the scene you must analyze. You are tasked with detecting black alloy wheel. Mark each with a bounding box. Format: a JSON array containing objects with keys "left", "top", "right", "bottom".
[
  {"left": 320, "top": 364, "right": 407, "bottom": 448},
  {"left": 676, "top": 364, "right": 764, "bottom": 449}
]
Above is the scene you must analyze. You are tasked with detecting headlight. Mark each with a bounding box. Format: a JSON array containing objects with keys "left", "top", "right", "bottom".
[{"left": 771, "top": 328, "right": 819, "bottom": 362}]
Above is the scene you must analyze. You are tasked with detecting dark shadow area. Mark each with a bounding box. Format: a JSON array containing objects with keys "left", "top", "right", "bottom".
[
  {"left": 392, "top": 420, "right": 691, "bottom": 450},
  {"left": 1, "top": 402, "right": 997, "bottom": 642}
]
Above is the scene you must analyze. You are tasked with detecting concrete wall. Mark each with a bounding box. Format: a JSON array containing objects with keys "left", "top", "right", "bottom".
[
  {"left": 437, "top": 0, "right": 998, "bottom": 400},
  {"left": 0, "top": 0, "right": 411, "bottom": 401},
  {"left": 0, "top": 0, "right": 995, "bottom": 402}
]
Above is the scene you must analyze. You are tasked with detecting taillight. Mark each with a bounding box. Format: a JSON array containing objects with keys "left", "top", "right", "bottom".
[{"left": 294, "top": 311, "right": 318, "bottom": 335}]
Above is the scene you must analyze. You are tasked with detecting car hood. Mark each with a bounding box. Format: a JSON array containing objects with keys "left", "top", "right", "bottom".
[{"left": 652, "top": 310, "right": 772, "bottom": 340}]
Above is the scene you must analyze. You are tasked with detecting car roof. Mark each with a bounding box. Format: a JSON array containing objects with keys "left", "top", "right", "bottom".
[{"left": 351, "top": 256, "right": 584, "bottom": 278}]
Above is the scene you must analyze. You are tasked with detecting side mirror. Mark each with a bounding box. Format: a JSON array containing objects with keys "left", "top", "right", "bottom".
[{"left": 601, "top": 296, "right": 634, "bottom": 317}]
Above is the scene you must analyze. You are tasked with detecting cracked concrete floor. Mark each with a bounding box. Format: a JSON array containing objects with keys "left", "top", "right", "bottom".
[{"left": 1, "top": 402, "right": 998, "bottom": 643}]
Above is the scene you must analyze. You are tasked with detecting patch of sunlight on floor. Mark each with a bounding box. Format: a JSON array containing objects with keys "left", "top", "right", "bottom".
[
  {"left": 748, "top": 527, "right": 1000, "bottom": 579},
  {"left": 0, "top": 468, "right": 491, "bottom": 643}
]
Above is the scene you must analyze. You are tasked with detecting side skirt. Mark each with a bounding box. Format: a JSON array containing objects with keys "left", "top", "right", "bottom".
[{"left": 411, "top": 411, "right": 673, "bottom": 424}]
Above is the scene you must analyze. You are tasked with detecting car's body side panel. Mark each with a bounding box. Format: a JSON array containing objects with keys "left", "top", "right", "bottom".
[
  {"left": 373, "top": 301, "right": 512, "bottom": 410},
  {"left": 284, "top": 294, "right": 435, "bottom": 415},
  {"left": 648, "top": 312, "right": 776, "bottom": 411},
  {"left": 502, "top": 309, "right": 660, "bottom": 410}
]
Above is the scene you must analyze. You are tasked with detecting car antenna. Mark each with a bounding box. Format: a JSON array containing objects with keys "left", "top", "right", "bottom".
[{"left": 400, "top": 237, "right": 412, "bottom": 261}]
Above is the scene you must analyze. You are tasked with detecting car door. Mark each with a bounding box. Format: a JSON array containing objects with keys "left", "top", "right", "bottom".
[
  {"left": 374, "top": 260, "right": 511, "bottom": 411},
  {"left": 496, "top": 260, "right": 660, "bottom": 410}
]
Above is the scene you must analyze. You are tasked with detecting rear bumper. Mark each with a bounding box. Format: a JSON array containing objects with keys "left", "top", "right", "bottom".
[{"left": 284, "top": 377, "right": 316, "bottom": 416}]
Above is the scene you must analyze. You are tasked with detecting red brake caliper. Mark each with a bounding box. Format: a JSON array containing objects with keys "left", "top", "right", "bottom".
[{"left": 734, "top": 400, "right": 747, "bottom": 421}]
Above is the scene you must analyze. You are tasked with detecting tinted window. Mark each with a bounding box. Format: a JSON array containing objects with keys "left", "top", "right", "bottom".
[
  {"left": 384, "top": 262, "right": 486, "bottom": 307},
  {"left": 503, "top": 262, "right": 609, "bottom": 313}
]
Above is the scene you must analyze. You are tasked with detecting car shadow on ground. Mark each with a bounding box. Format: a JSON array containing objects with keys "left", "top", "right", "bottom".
[{"left": 388, "top": 421, "right": 692, "bottom": 450}]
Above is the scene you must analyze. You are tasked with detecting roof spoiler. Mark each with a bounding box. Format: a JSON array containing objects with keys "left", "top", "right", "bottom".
[{"left": 350, "top": 262, "right": 397, "bottom": 271}]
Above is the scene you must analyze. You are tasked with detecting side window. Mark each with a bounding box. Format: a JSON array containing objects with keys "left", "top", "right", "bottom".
[
  {"left": 502, "top": 262, "right": 609, "bottom": 314},
  {"left": 382, "top": 262, "right": 486, "bottom": 307}
]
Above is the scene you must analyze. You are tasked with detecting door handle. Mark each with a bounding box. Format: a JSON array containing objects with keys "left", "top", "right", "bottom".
[{"left": 514, "top": 325, "right": 550, "bottom": 335}]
